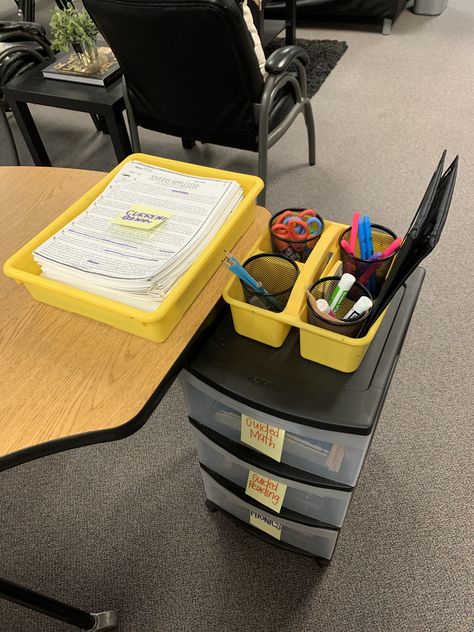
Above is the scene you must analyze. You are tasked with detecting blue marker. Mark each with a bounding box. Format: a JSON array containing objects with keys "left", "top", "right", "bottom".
[
  {"left": 364, "top": 216, "right": 374, "bottom": 258},
  {"left": 358, "top": 218, "right": 367, "bottom": 259}
]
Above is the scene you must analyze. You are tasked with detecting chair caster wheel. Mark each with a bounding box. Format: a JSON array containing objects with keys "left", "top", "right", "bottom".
[{"left": 205, "top": 500, "right": 218, "bottom": 513}]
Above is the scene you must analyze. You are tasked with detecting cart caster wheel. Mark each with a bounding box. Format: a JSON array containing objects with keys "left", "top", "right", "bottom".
[
  {"left": 314, "top": 558, "right": 330, "bottom": 568},
  {"left": 181, "top": 138, "right": 196, "bottom": 149},
  {"left": 205, "top": 500, "right": 218, "bottom": 513}
]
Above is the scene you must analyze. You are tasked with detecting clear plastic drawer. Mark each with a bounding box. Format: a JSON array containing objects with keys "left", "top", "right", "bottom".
[
  {"left": 200, "top": 467, "right": 339, "bottom": 560},
  {"left": 181, "top": 370, "right": 371, "bottom": 486},
  {"left": 192, "top": 423, "right": 351, "bottom": 527}
]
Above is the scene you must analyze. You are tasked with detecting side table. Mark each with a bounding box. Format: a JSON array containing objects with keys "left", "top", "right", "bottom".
[
  {"left": 258, "top": 0, "right": 297, "bottom": 47},
  {"left": 3, "top": 59, "right": 131, "bottom": 166}
]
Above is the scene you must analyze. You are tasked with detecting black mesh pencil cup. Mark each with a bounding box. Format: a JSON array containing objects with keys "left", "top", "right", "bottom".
[
  {"left": 339, "top": 224, "right": 397, "bottom": 299},
  {"left": 240, "top": 253, "right": 299, "bottom": 313},
  {"left": 270, "top": 208, "right": 325, "bottom": 263},
  {"left": 307, "top": 276, "right": 373, "bottom": 337}
]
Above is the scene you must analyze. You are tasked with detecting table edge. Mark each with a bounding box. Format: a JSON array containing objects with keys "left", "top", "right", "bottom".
[{"left": 0, "top": 298, "right": 226, "bottom": 472}]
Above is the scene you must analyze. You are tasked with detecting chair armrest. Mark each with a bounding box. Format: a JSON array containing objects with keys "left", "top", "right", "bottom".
[{"left": 265, "top": 45, "right": 309, "bottom": 75}]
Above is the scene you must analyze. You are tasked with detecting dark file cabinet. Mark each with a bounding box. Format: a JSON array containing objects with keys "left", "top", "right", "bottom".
[{"left": 180, "top": 268, "right": 425, "bottom": 562}]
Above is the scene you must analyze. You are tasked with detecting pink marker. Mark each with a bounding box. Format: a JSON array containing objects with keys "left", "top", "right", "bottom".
[
  {"left": 349, "top": 212, "right": 360, "bottom": 254},
  {"left": 340, "top": 239, "right": 354, "bottom": 256},
  {"left": 380, "top": 237, "right": 402, "bottom": 259}
]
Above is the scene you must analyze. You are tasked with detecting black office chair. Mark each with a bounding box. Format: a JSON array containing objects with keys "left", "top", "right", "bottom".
[
  {"left": 83, "top": 0, "right": 316, "bottom": 205},
  {"left": 0, "top": 21, "right": 53, "bottom": 164}
]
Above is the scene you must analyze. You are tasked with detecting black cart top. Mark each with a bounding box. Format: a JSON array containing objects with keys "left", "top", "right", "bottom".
[{"left": 186, "top": 268, "right": 425, "bottom": 436}]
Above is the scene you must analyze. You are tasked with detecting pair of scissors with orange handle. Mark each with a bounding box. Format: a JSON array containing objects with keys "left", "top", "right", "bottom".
[
  {"left": 272, "top": 216, "right": 310, "bottom": 240},
  {"left": 272, "top": 209, "right": 320, "bottom": 240}
]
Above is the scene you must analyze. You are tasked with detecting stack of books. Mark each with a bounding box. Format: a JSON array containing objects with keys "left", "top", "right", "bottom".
[
  {"left": 42, "top": 46, "right": 121, "bottom": 86},
  {"left": 33, "top": 160, "right": 244, "bottom": 311}
]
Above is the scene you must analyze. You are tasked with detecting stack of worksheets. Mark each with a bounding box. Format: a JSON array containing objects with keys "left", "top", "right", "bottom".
[{"left": 33, "top": 160, "right": 243, "bottom": 311}]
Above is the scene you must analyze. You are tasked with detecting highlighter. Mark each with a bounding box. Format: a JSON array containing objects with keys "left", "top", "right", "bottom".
[{"left": 328, "top": 274, "right": 356, "bottom": 313}]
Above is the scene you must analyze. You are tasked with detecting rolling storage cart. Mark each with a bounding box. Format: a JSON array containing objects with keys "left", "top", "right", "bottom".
[{"left": 180, "top": 268, "right": 425, "bottom": 563}]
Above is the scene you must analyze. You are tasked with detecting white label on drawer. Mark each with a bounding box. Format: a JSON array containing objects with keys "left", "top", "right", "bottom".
[
  {"left": 246, "top": 470, "right": 287, "bottom": 513},
  {"left": 240, "top": 414, "right": 285, "bottom": 462},
  {"left": 249, "top": 510, "right": 282, "bottom": 540}
]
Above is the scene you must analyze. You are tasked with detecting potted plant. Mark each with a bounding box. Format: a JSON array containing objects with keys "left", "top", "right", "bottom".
[{"left": 50, "top": 6, "right": 99, "bottom": 67}]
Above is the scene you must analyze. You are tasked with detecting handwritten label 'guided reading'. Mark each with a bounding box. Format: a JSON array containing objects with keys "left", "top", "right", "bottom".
[
  {"left": 249, "top": 510, "right": 282, "bottom": 540},
  {"left": 111, "top": 204, "right": 172, "bottom": 230},
  {"left": 240, "top": 414, "right": 285, "bottom": 462},
  {"left": 246, "top": 470, "right": 287, "bottom": 513}
]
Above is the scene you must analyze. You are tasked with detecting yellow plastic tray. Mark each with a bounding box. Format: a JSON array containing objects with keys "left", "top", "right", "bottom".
[
  {"left": 223, "top": 219, "right": 387, "bottom": 372},
  {"left": 3, "top": 153, "right": 263, "bottom": 342}
]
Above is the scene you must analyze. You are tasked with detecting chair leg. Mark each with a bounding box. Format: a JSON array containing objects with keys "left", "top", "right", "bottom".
[
  {"left": 382, "top": 18, "right": 392, "bottom": 35},
  {"left": 303, "top": 98, "right": 316, "bottom": 166},
  {"left": 122, "top": 76, "right": 141, "bottom": 152},
  {"left": 0, "top": 105, "right": 20, "bottom": 166},
  {"left": 257, "top": 137, "right": 267, "bottom": 207},
  {"left": 181, "top": 138, "right": 195, "bottom": 149}
]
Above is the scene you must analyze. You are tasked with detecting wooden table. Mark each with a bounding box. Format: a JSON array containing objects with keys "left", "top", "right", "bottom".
[{"left": 0, "top": 166, "right": 269, "bottom": 630}]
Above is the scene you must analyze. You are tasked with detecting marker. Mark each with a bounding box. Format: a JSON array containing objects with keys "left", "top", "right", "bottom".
[
  {"left": 358, "top": 217, "right": 367, "bottom": 259},
  {"left": 364, "top": 216, "right": 374, "bottom": 258},
  {"left": 340, "top": 239, "right": 354, "bottom": 256},
  {"left": 306, "top": 291, "right": 338, "bottom": 321},
  {"left": 380, "top": 237, "right": 402, "bottom": 259},
  {"left": 328, "top": 273, "right": 356, "bottom": 312},
  {"left": 358, "top": 237, "right": 403, "bottom": 285},
  {"left": 343, "top": 296, "right": 372, "bottom": 321},
  {"left": 349, "top": 212, "right": 360, "bottom": 254},
  {"left": 316, "top": 298, "right": 337, "bottom": 317}
]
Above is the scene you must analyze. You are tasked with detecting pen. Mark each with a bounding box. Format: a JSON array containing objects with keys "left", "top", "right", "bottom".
[
  {"left": 328, "top": 273, "right": 356, "bottom": 312},
  {"left": 226, "top": 254, "right": 281, "bottom": 310}
]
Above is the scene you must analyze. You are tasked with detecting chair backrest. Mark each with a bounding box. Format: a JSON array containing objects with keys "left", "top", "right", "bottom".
[{"left": 83, "top": 0, "right": 265, "bottom": 149}]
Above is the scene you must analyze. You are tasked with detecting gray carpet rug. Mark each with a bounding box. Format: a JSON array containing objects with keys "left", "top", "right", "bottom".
[{"left": 266, "top": 38, "right": 348, "bottom": 98}]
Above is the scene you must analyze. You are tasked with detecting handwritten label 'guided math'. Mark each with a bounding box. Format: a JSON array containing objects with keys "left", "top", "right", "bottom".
[
  {"left": 249, "top": 510, "right": 282, "bottom": 540},
  {"left": 240, "top": 414, "right": 285, "bottom": 462},
  {"left": 245, "top": 470, "right": 287, "bottom": 513}
]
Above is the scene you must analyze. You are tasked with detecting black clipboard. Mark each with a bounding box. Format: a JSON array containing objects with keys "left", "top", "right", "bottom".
[{"left": 359, "top": 153, "right": 458, "bottom": 337}]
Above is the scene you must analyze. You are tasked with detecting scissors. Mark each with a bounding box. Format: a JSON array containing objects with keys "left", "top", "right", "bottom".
[
  {"left": 272, "top": 216, "right": 310, "bottom": 240},
  {"left": 272, "top": 209, "right": 322, "bottom": 241}
]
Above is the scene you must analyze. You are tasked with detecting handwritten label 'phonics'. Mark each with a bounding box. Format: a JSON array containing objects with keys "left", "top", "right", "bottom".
[
  {"left": 249, "top": 510, "right": 282, "bottom": 540},
  {"left": 240, "top": 414, "right": 285, "bottom": 462},
  {"left": 245, "top": 470, "right": 287, "bottom": 513},
  {"left": 111, "top": 204, "right": 172, "bottom": 230}
]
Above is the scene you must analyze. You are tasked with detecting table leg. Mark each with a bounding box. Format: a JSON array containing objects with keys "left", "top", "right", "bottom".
[
  {"left": 0, "top": 578, "right": 117, "bottom": 630},
  {"left": 103, "top": 107, "right": 132, "bottom": 163},
  {"left": 20, "top": 0, "right": 35, "bottom": 21},
  {"left": 285, "top": 0, "right": 296, "bottom": 44},
  {"left": 90, "top": 114, "right": 109, "bottom": 134},
  {"left": 7, "top": 101, "right": 51, "bottom": 166}
]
